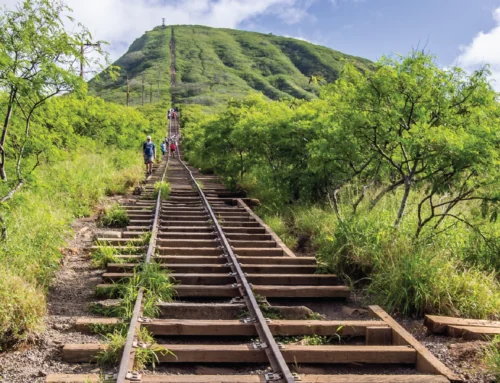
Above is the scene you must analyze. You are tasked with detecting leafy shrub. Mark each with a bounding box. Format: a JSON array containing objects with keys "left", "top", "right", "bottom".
[{"left": 99, "top": 204, "right": 130, "bottom": 227}]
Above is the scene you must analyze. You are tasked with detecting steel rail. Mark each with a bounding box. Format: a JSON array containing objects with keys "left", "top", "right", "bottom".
[
  {"left": 173, "top": 117, "right": 295, "bottom": 383},
  {"left": 116, "top": 118, "right": 171, "bottom": 383}
]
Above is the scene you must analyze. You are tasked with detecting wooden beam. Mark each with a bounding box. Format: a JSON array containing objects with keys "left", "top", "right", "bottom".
[
  {"left": 62, "top": 344, "right": 416, "bottom": 364},
  {"left": 46, "top": 374, "right": 450, "bottom": 383},
  {"left": 369, "top": 305, "right": 461, "bottom": 382},
  {"left": 425, "top": 315, "right": 500, "bottom": 334},
  {"left": 143, "top": 319, "right": 389, "bottom": 337},
  {"left": 447, "top": 325, "right": 500, "bottom": 340},
  {"left": 365, "top": 326, "right": 392, "bottom": 345}
]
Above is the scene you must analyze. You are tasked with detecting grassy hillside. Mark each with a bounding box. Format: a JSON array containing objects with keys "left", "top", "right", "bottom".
[
  {"left": 89, "top": 26, "right": 172, "bottom": 106},
  {"left": 90, "top": 25, "right": 372, "bottom": 108}
]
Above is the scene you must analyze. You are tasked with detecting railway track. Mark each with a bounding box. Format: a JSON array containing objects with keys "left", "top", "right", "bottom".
[{"left": 46, "top": 116, "right": 460, "bottom": 383}]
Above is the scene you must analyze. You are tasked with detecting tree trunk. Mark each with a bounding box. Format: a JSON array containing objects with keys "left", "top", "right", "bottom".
[
  {"left": 394, "top": 176, "right": 411, "bottom": 227},
  {"left": 0, "top": 89, "right": 16, "bottom": 181}
]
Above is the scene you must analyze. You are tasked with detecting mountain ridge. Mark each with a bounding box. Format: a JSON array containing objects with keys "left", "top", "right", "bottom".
[{"left": 89, "top": 25, "right": 373, "bottom": 108}]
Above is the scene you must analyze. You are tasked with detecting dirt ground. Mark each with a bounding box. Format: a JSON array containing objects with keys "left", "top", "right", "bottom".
[{"left": 399, "top": 318, "right": 495, "bottom": 383}]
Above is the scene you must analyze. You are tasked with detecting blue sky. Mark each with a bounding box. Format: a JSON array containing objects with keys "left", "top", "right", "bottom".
[
  {"left": 244, "top": 0, "right": 500, "bottom": 66},
  {"left": 3, "top": 0, "right": 500, "bottom": 86}
]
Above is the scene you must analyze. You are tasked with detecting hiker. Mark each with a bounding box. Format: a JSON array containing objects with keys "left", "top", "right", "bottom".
[
  {"left": 167, "top": 110, "right": 171, "bottom": 119},
  {"left": 143, "top": 135, "right": 156, "bottom": 175},
  {"left": 160, "top": 141, "right": 166, "bottom": 156},
  {"left": 170, "top": 142, "right": 177, "bottom": 156}
]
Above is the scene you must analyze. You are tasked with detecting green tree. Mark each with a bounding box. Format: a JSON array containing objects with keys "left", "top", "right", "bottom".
[
  {"left": 324, "top": 53, "right": 500, "bottom": 232},
  {"left": 0, "top": 0, "right": 107, "bottom": 200}
]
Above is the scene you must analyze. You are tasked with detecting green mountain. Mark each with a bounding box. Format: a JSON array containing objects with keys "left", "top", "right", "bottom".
[{"left": 89, "top": 25, "right": 373, "bottom": 108}]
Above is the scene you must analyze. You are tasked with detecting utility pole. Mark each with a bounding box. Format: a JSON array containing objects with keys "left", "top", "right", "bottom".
[
  {"left": 126, "top": 75, "right": 130, "bottom": 107},
  {"left": 80, "top": 42, "right": 101, "bottom": 78},
  {"left": 162, "top": 18, "right": 166, "bottom": 28},
  {"left": 142, "top": 74, "right": 145, "bottom": 106},
  {"left": 157, "top": 75, "right": 161, "bottom": 102}
]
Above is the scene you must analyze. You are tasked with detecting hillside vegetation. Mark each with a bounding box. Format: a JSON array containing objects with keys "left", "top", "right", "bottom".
[
  {"left": 183, "top": 52, "right": 500, "bottom": 319},
  {"left": 90, "top": 25, "right": 372, "bottom": 108},
  {"left": 89, "top": 26, "right": 172, "bottom": 107},
  {"left": 0, "top": 0, "right": 168, "bottom": 348}
]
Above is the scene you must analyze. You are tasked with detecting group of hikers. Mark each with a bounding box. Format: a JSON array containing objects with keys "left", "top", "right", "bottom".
[
  {"left": 142, "top": 107, "right": 181, "bottom": 175},
  {"left": 167, "top": 107, "right": 178, "bottom": 120}
]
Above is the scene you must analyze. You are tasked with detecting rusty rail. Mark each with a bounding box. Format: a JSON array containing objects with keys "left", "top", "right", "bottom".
[
  {"left": 115, "top": 117, "right": 171, "bottom": 383},
  {"left": 174, "top": 116, "right": 295, "bottom": 383}
]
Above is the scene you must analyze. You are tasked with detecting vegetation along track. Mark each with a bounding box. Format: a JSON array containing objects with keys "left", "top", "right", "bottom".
[{"left": 46, "top": 116, "right": 461, "bottom": 383}]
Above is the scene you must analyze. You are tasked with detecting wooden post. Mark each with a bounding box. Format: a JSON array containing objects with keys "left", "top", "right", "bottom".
[
  {"left": 80, "top": 44, "right": 84, "bottom": 78},
  {"left": 142, "top": 74, "right": 145, "bottom": 106}
]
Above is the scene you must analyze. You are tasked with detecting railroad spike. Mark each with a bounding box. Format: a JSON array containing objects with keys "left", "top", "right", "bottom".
[
  {"left": 264, "top": 373, "right": 282, "bottom": 382},
  {"left": 125, "top": 371, "right": 142, "bottom": 381},
  {"left": 252, "top": 341, "right": 268, "bottom": 350},
  {"left": 241, "top": 317, "right": 257, "bottom": 323},
  {"left": 132, "top": 340, "right": 147, "bottom": 349}
]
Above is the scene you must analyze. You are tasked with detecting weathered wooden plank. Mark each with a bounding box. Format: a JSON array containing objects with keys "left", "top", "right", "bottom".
[
  {"left": 424, "top": 315, "right": 500, "bottom": 334},
  {"left": 447, "top": 325, "right": 500, "bottom": 340},
  {"left": 143, "top": 319, "right": 389, "bottom": 337},
  {"left": 62, "top": 344, "right": 416, "bottom": 364},
  {"left": 46, "top": 374, "right": 450, "bottom": 383},
  {"left": 74, "top": 317, "right": 121, "bottom": 334},
  {"left": 369, "top": 306, "right": 461, "bottom": 382},
  {"left": 365, "top": 326, "right": 392, "bottom": 345}
]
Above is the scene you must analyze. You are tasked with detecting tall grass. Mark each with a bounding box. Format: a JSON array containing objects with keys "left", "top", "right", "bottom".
[
  {"left": 154, "top": 181, "right": 171, "bottom": 200},
  {"left": 485, "top": 335, "right": 500, "bottom": 377},
  {"left": 258, "top": 190, "right": 500, "bottom": 319},
  {"left": 98, "top": 204, "right": 130, "bottom": 227},
  {"left": 0, "top": 149, "right": 142, "bottom": 347}
]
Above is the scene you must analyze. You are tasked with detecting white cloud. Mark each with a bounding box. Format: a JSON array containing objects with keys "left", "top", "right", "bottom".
[
  {"left": 2, "top": 0, "right": 318, "bottom": 63},
  {"left": 284, "top": 35, "right": 311, "bottom": 42},
  {"left": 457, "top": 7, "right": 500, "bottom": 90}
]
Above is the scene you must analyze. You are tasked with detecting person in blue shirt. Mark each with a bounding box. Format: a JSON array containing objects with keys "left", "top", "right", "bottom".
[{"left": 143, "top": 135, "right": 156, "bottom": 175}]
